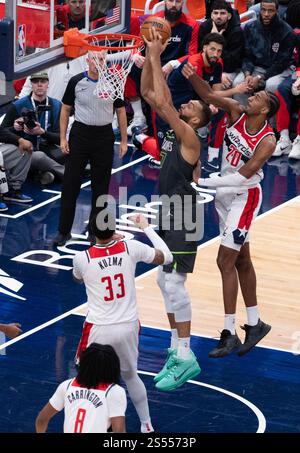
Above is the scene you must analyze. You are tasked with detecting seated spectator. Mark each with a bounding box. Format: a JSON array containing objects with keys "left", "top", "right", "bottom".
[
  {"left": 0, "top": 126, "right": 33, "bottom": 211},
  {"left": 2, "top": 72, "right": 64, "bottom": 185},
  {"left": 134, "top": 34, "right": 248, "bottom": 170},
  {"left": 232, "top": 0, "right": 296, "bottom": 106}
]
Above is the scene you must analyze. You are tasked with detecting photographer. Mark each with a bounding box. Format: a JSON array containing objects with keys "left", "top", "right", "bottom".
[{"left": 2, "top": 72, "right": 64, "bottom": 185}]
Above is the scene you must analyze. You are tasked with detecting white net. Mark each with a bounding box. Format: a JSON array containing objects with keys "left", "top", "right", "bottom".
[{"left": 89, "top": 36, "right": 143, "bottom": 101}]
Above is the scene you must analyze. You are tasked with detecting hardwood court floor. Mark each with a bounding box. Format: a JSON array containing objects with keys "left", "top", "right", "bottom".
[{"left": 135, "top": 196, "right": 300, "bottom": 351}]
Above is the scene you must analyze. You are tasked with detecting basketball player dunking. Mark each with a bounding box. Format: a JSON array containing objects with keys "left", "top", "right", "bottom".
[{"left": 182, "top": 62, "right": 280, "bottom": 357}]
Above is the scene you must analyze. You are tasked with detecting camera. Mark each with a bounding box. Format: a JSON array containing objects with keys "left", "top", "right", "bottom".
[
  {"left": 21, "top": 105, "right": 52, "bottom": 130},
  {"left": 22, "top": 109, "right": 37, "bottom": 129}
]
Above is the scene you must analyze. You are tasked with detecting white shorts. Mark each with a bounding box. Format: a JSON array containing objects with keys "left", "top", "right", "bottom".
[
  {"left": 76, "top": 319, "right": 140, "bottom": 375},
  {"left": 215, "top": 185, "right": 262, "bottom": 251}
]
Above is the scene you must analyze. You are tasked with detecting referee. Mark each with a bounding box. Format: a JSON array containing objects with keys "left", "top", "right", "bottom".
[{"left": 53, "top": 53, "right": 128, "bottom": 246}]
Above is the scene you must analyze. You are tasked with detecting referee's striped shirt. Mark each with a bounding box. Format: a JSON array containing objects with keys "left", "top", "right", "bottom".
[{"left": 62, "top": 72, "right": 125, "bottom": 126}]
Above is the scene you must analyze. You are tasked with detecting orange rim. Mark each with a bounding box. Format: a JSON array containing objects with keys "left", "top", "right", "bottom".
[{"left": 64, "top": 28, "right": 144, "bottom": 58}]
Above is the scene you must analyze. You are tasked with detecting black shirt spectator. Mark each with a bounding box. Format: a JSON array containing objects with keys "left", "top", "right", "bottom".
[{"left": 0, "top": 126, "right": 21, "bottom": 147}]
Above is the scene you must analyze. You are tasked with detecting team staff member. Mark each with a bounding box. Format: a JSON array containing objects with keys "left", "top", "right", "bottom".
[
  {"left": 73, "top": 213, "right": 173, "bottom": 432},
  {"left": 53, "top": 53, "right": 128, "bottom": 246},
  {"left": 36, "top": 343, "right": 126, "bottom": 433}
]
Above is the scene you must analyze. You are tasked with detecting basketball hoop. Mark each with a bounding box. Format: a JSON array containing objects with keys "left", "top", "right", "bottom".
[{"left": 64, "top": 28, "right": 144, "bottom": 101}]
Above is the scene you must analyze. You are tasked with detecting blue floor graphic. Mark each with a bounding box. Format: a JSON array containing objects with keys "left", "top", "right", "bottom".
[{"left": 0, "top": 146, "right": 300, "bottom": 433}]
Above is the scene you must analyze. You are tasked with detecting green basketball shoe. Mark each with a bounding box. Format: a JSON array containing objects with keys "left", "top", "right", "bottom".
[
  {"left": 153, "top": 348, "right": 177, "bottom": 383},
  {"left": 155, "top": 353, "right": 201, "bottom": 392}
]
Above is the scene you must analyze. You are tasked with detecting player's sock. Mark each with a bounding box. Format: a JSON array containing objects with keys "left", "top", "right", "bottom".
[
  {"left": 246, "top": 306, "right": 259, "bottom": 326},
  {"left": 177, "top": 337, "right": 190, "bottom": 359},
  {"left": 224, "top": 314, "right": 236, "bottom": 335},
  {"left": 170, "top": 328, "right": 178, "bottom": 349}
]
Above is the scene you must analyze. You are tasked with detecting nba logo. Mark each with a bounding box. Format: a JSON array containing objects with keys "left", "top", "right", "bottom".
[{"left": 18, "top": 25, "right": 26, "bottom": 58}]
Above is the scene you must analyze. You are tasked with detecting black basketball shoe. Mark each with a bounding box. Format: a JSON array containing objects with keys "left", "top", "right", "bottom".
[
  {"left": 209, "top": 329, "right": 242, "bottom": 358},
  {"left": 238, "top": 319, "right": 271, "bottom": 356}
]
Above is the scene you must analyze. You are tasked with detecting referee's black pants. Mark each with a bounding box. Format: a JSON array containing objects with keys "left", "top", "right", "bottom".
[{"left": 58, "top": 121, "right": 115, "bottom": 235}]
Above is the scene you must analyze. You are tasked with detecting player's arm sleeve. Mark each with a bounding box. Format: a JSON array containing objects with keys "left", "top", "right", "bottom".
[
  {"left": 72, "top": 252, "right": 88, "bottom": 282},
  {"left": 49, "top": 381, "right": 69, "bottom": 412},
  {"left": 106, "top": 385, "right": 127, "bottom": 418},
  {"left": 127, "top": 240, "right": 156, "bottom": 264}
]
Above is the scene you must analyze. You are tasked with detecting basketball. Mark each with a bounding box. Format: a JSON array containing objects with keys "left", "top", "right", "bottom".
[{"left": 140, "top": 16, "right": 171, "bottom": 44}]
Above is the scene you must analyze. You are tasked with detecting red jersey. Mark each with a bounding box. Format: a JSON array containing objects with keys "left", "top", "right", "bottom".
[{"left": 222, "top": 113, "right": 275, "bottom": 187}]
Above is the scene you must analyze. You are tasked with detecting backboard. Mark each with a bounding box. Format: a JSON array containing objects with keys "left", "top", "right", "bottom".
[{"left": 0, "top": 0, "right": 131, "bottom": 80}]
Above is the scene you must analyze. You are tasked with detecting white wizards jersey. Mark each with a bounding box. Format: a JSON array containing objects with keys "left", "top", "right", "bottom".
[
  {"left": 73, "top": 240, "right": 155, "bottom": 325},
  {"left": 49, "top": 378, "right": 126, "bottom": 433},
  {"left": 222, "top": 113, "right": 275, "bottom": 187}
]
